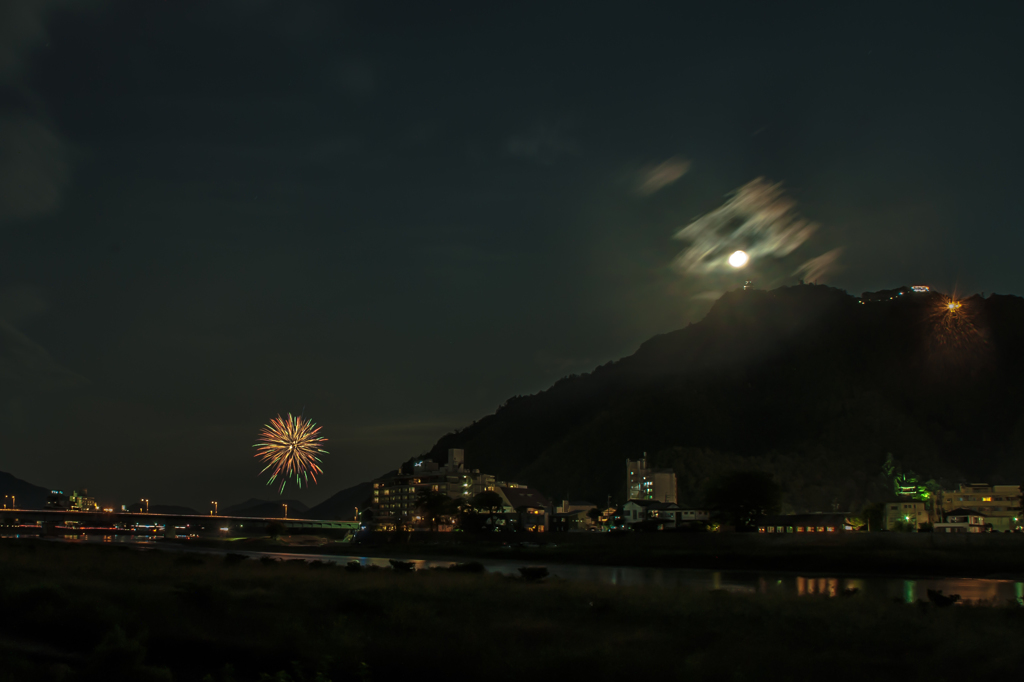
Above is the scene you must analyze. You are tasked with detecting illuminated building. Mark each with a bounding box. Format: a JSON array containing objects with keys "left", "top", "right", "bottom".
[
  {"left": 757, "top": 513, "right": 858, "bottom": 534},
  {"left": 622, "top": 500, "right": 708, "bottom": 529},
  {"left": 882, "top": 500, "right": 931, "bottom": 531},
  {"left": 371, "top": 449, "right": 534, "bottom": 529},
  {"left": 45, "top": 490, "right": 69, "bottom": 509},
  {"left": 550, "top": 509, "right": 591, "bottom": 531},
  {"left": 933, "top": 508, "right": 986, "bottom": 533},
  {"left": 936, "top": 484, "right": 1020, "bottom": 531},
  {"left": 498, "top": 486, "right": 551, "bottom": 532},
  {"left": 626, "top": 454, "right": 677, "bottom": 504},
  {"left": 69, "top": 489, "right": 99, "bottom": 512}
]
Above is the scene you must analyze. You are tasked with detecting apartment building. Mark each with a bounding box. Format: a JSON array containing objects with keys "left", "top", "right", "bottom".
[
  {"left": 371, "top": 449, "right": 545, "bottom": 530},
  {"left": 626, "top": 454, "right": 677, "bottom": 504},
  {"left": 372, "top": 449, "right": 501, "bottom": 523},
  {"left": 938, "top": 484, "right": 1020, "bottom": 532},
  {"left": 883, "top": 500, "right": 931, "bottom": 531}
]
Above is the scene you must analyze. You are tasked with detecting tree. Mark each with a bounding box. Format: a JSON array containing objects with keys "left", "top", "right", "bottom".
[
  {"left": 415, "top": 491, "right": 450, "bottom": 532},
  {"left": 471, "top": 490, "right": 505, "bottom": 526},
  {"left": 445, "top": 496, "right": 482, "bottom": 531},
  {"left": 861, "top": 502, "right": 885, "bottom": 532},
  {"left": 267, "top": 521, "right": 287, "bottom": 540},
  {"left": 586, "top": 507, "right": 603, "bottom": 528},
  {"left": 843, "top": 515, "right": 867, "bottom": 531},
  {"left": 702, "top": 471, "right": 781, "bottom": 531}
]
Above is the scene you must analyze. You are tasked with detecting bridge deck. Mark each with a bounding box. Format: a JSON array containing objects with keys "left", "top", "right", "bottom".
[{"left": 0, "top": 509, "right": 358, "bottom": 530}]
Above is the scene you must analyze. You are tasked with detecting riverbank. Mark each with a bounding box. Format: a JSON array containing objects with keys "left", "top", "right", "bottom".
[
  {"left": 3, "top": 539, "right": 1024, "bottom": 681},
  {"left": 177, "top": 530, "right": 1024, "bottom": 579}
]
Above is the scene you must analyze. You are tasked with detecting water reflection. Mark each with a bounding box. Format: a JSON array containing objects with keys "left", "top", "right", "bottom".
[
  {"left": 904, "top": 580, "right": 916, "bottom": 604},
  {"left": 13, "top": 537, "right": 1024, "bottom": 605},
  {"left": 311, "top": 554, "right": 1024, "bottom": 603}
]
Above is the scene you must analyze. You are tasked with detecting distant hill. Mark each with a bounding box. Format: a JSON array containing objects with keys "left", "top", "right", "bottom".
[
  {"left": 126, "top": 503, "right": 198, "bottom": 515},
  {"left": 307, "top": 479, "right": 381, "bottom": 520},
  {"left": 407, "top": 284, "right": 1024, "bottom": 513},
  {"left": 223, "top": 498, "right": 307, "bottom": 518},
  {"left": 0, "top": 471, "right": 51, "bottom": 509}
]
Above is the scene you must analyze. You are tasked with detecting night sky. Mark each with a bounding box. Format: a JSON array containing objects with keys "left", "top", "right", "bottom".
[{"left": 1, "top": 1, "right": 1022, "bottom": 509}]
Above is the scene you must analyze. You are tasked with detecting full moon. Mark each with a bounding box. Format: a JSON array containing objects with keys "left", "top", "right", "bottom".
[{"left": 728, "top": 250, "right": 749, "bottom": 268}]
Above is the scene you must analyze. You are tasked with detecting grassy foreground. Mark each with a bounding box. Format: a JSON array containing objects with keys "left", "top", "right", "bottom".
[{"left": 3, "top": 540, "right": 1024, "bottom": 682}]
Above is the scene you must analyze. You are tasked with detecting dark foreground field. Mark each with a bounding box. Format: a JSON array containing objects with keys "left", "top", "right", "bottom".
[{"left": 3, "top": 540, "right": 1024, "bottom": 682}]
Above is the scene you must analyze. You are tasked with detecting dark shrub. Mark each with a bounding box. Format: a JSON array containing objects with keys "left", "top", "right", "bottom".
[
  {"left": 518, "top": 566, "right": 549, "bottom": 581},
  {"left": 224, "top": 553, "right": 248, "bottom": 566}
]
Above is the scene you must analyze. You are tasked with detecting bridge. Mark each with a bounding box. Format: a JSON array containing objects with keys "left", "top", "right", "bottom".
[{"left": 0, "top": 508, "right": 358, "bottom": 538}]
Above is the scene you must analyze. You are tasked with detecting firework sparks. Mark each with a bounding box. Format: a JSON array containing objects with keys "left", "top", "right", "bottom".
[{"left": 253, "top": 413, "right": 328, "bottom": 494}]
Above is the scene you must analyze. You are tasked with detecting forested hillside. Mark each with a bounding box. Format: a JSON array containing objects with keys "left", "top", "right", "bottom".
[{"left": 413, "top": 285, "right": 1024, "bottom": 512}]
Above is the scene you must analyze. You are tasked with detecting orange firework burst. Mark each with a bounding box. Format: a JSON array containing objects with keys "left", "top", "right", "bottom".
[{"left": 253, "top": 413, "right": 327, "bottom": 494}]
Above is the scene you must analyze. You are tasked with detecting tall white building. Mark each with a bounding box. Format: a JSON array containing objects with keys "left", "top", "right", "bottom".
[{"left": 626, "top": 454, "right": 677, "bottom": 504}]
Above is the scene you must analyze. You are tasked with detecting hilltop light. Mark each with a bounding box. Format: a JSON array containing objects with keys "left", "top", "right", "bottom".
[{"left": 728, "top": 250, "right": 749, "bottom": 268}]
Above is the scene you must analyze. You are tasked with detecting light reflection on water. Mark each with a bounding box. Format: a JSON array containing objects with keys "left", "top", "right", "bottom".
[
  {"left": 251, "top": 550, "right": 1024, "bottom": 605},
  {"left": 11, "top": 538, "right": 1024, "bottom": 605},
  {"left": 0, "top": 533, "right": 157, "bottom": 543}
]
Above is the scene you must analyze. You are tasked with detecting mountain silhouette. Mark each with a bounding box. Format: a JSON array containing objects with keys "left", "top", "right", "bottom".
[
  {"left": 307, "top": 479, "right": 379, "bottom": 520},
  {"left": 409, "top": 284, "right": 1024, "bottom": 513},
  {"left": 0, "top": 470, "right": 52, "bottom": 509},
  {"left": 223, "top": 498, "right": 308, "bottom": 517}
]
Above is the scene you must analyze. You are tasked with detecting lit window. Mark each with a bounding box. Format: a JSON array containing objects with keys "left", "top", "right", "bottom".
[{"left": 983, "top": 497, "right": 993, "bottom": 502}]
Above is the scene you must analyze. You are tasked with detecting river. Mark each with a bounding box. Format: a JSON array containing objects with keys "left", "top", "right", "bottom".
[{"left": 17, "top": 533, "right": 1024, "bottom": 605}]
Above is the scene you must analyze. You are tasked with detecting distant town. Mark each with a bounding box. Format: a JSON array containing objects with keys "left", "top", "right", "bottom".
[{"left": 3, "top": 445, "right": 1018, "bottom": 540}]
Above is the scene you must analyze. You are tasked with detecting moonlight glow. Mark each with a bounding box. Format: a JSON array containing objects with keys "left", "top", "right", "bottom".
[{"left": 728, "top": 250, "right": 749, "bottom": 268}]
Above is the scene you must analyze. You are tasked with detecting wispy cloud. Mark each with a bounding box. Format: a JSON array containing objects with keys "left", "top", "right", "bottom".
[
  {"left": 672, "top": 178, "right": 818, "bottom": 274},
  {"left": 795, "top": 248, "right": 843, "bottom": 283},
  {"left": 636, "top": 156, "right": 690, "bottom": 196}
]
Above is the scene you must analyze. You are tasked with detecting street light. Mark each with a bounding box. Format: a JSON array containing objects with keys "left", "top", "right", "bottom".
[
  {"left": 211, "top": 501, "right": 218, "bottom": 516},
  {"left": 141, "top": 498, "right": 149, "bottom": 513},
  {"left": 282, "top": 503, "right": 288, "bottom": 519}
]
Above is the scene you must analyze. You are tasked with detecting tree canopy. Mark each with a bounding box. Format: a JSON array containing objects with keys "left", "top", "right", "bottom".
[
  {"left": 415, "top": 491, "right": 450, "bottom": 531},
  {"left": 470, "top": 490, "right": 505, "bottom": 515},
  {"left": 702, "top": 471, "right": 782, "bottom": 530}
]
